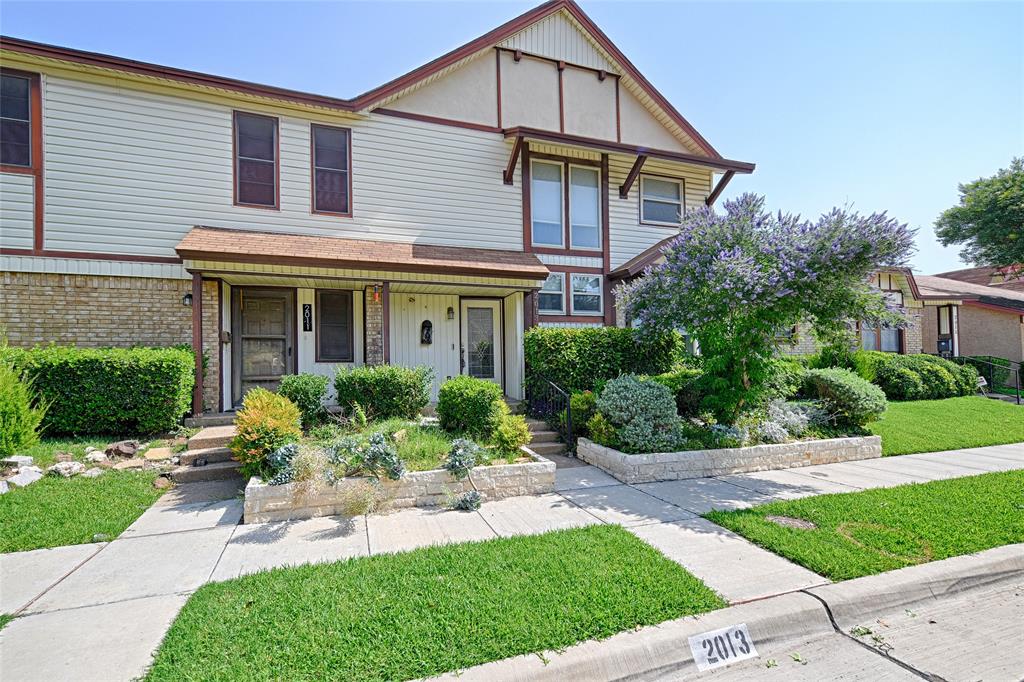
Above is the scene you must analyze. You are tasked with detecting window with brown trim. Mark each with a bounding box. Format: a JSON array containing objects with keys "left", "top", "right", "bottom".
[
  {"left": 0, "top": 72, "right": 33, "bottom": 167},
  {"left": 538, "top": 273, "right": 565, "bottom": 314},
  {"left": 311, "top": 124, "right": 351, "bottom": 215},
  {"left": 316, "top": 290, "right": 354, "bottom": 362},
  {"left": 859, "top": 323, "right": 902, "bottom": 353},
  {"left": 234, "top": 111, "right": 278, "bottom": 208},
  {"left": 640, "top": 175, "right": 684, "bottom": 226},
  {"left": 570, "top": 273, "right": 602, "bottom": 315}
]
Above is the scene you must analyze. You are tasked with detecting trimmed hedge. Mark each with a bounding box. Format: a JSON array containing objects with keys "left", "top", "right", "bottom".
[
  {"left": 0, "top": 346, "right": 194, "bottom": 436},
  {"left": 278, "top": 373, "right": 329, "bottom": 428},
  {"left": 437, "top": 375, "right": 505, "bottom": 438},
  {"left": 853, "top": 351, "right": 976, "bottom": 400},
  {"left": 333, "top": 365, "right": 432, "bottom": 420},
  {"left": 524, "top": 327, "right": 680, "bottom": 392},
  {"left": 803, "top": 368, "right": 887, "bottom": 427}
]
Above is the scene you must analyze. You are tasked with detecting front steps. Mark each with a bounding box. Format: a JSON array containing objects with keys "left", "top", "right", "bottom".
[
  {"left": 525, "top": 417, "right": 569, "bottom": 458},
  {"left": 170, "top": 424, "right": 242, "bottom": 484},
  {"left": 184, "top": 412, "right": 236, "bottom": 428}
]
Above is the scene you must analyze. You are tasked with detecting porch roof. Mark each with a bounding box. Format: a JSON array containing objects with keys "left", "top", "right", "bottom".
[
  {"left": 176, "top": 226, "right": 550, "bottom": 281},
  {"left": 915, "top": 275, "right": 1024, "bottom": 314}
]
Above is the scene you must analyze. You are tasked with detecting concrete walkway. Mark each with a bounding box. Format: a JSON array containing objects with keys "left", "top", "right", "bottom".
[{"left": 1, "top": 443, "right": 1022, "bottom": 681}]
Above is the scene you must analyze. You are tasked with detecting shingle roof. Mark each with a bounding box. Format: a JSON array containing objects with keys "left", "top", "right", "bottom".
[
  {"left": 916, "top": 275, "right": 1024, "bottom": 313},
  {"left": 176, "top": 226, "right": 549, "bottom": 280}
]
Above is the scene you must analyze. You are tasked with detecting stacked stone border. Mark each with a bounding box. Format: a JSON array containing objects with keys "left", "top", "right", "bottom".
[
  {"left": 244, "top": 446, "right": 556, "bottom": 523},
  {"left": 577, "top": 435, "right": 882, "bottom": 484}
]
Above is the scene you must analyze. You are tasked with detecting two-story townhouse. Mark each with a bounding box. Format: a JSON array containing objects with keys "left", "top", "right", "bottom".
[{"left": 0, "top": 0, "right": 755, "bottom": 416}]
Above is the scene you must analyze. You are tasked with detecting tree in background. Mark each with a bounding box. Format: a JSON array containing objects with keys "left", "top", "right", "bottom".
[
  {"left": 935, "top": 158, "right": 1024, "bottom": 267},
  {"left": 618, "top": 194, "right": 914, "bottom": 422}
]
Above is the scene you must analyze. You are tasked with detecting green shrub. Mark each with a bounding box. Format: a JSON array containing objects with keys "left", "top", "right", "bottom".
[
  {"left": 334, "top": 365, "right": 431, "bottom": 420},
  {"left": 909, "top": 358, "right": 959, "bottom": 399},
  {"left": 586, "top": 413, "right": 618, "bottom": 448},
  {"left": 812, "top": 344, "right": 857, "bottom": 371},
  {"left": 0, "top": 345, "right": 193, "bottom": 435},
  {"left": 651, "top": 367, "right": 704, "bottom": 417},
  {"left": 859, "top": 353, "right": 973, "bottom": 401},
  {"left": 803, "top": 368, "right": 887, "bottom": 427},
  {"left": 949, "top": 361, "right": 980, "bottom": 395},
  {"left": 874, "top": 363, "right": 925, "bottom": 400},
  {"left": 277, "top": 373, "right": 329, "bottom": 428},
  {"left": 595, "top": 375, "right": 685, "bottom": 453},
  {"left": 436, "top": 375, "right": 504, "bottom": 438},
  {"left": 765, "top": 358, "right": 805, "bottom": 400},
  {"left": 230, "top": 388, "right": 302, "bottom": 479},
  {"left": 524, "top": 327, "right": 680, "bottom": 392},
  {"left": 492, "top": 413, "right": 531, "bottom": 459},
  {"left": 0, "top": 362, "right": 46, "bottom": 456},
  {"left": 568, "top": 390, "right": 597, "bottom": 437}
]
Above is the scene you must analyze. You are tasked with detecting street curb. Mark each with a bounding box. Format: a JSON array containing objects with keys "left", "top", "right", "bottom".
[
  {"left": 427, "top": 591, "right": 835, "bottom": 681},
  {"left": 807, "top": 542, "right": 1024, "bottom": 630}
]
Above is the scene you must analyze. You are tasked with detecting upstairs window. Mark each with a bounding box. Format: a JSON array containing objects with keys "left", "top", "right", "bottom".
[
  {"left": 316, "top": 290, "right": 354, "bottom": 362},
  {"left": 569, "top": 166, "right": 600, "bottom": 249},
  {"left": 234, "top": 111, "right": 278, "bottom": 208},
  {"left": 312, "top": 124, "right": 351, "bottom": 215},
  {"left": 538, "top": 273, "right": 565, "bottom": 315},
  {"left": 0, "top": 73, "right": 32, "bottom": 167},
  {"left": 571, "top": 274, "right": 602, "bottom": 315},
  {"left": 640, "top": 176, "right": 683, "bottom": 225},
  {"left": 531, "top": 160, "right": 563, "bottom": 247}
]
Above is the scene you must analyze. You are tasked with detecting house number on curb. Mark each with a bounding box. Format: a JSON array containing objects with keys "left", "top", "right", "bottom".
[
  {"left": 688, "top": 623, "right": 758, "bottom": 671},
  {"left": 302, "top": 304, "right": 312, "bottom": 332}
]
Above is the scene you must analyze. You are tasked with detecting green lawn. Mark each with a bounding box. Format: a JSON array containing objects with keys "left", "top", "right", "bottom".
[
  {"left": 707, "top": 471, "right": 1024, "bottom": 581},
  {"left": 869, "top": 396, "right": 1024, "bottom": 456},
  {"left": 0, "top": 470, "right": 165, "bottom": 553},
  {"left": 147, "top": 525, "right": 724, "bottom": 682},
  {"left": 0, "top": 614, "right": 13, "bottom": 631}
]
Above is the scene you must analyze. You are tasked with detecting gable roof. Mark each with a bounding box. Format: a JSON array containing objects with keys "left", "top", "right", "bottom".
[
  {"left": 916, "top": 275, "right": 1024, "bottom": 314},
  {"left": 934, "top": 264, "right": 1024, "bottom": 291},
  {"left": 0, "top": 1, "right": 722, "bottom": 157}
]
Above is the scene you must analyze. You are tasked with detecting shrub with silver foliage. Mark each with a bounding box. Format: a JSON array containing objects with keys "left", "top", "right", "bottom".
[
  {"left": 596, "top": 375, "right": 677, "bottom": 429},
  {"left": 445, "top": 438, "right": 482, "bottom": 480},
  {"left": 450, "top": 490, "right": 482, "bottom": 511}
]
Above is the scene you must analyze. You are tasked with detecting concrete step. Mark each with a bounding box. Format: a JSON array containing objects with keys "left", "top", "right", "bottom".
[
  {"left": 188, "top": 425, "right": 237, "bottom": 451},
  {"left": 505, "top": 399, "right": 526, "bottom": 415},
  {"left": 169, "top": 460, "right": 243, "bottom": 484},
  {"left": 178, "top": 446, "right": 234, "bottom": 467},
  {"left": 525, "top": 418, "right": 549, "bottom": 430},
  {"left": 529, "top": 441, "right": 569, "bottom": 457},
  {"left": 530, "top": 430, "right": 560, "bottom": 443},
  {"left": 184, "top": 412, "right": 236, "bottom": 428}
]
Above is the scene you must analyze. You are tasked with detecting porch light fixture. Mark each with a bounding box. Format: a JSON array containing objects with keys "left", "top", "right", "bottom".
[
  {"left": 373, "top": 284, "right": 381, "bottom": 303},
  {"left": 446, "top": 306, "right": 454, "bottom": 320},
  {"left": 182, "top": 293, "right": 193, "bottom": 307}
]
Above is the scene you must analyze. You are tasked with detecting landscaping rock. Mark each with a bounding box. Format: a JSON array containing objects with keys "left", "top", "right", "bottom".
[
  {"left": 112, "top": 459, "right": 145, "bottom": 471},
  {"left": 85, "top": 451, "right": 108, "bottom": 464},
  {"left": 54, "top": 451, "right": 74, "bottom": 463},
  {"left": 152, "top": 476, "right": 173, "bottom": 490},
  {"left": 8, "top": 466, "right": 44, "bottom": 488},
  {"left": 144, "top": 447, "right": 173, "bottom": 461},
  {"left": 105, "top": 440, "right": 140, "bottom": 458},
  {"left": 92, "top": 533, "right": 111, "bottom": 542},
  {"left": 48, "top": 461, "right": 87, "bottom": 478},
  {"left": 2, "top": 455, "right": 34, "bottom": 468},
  {"left": 81, "top": 468, "right": 105, "bottom": 479},
  {"left": 0, "top": 480, "right": 8, "bottom": 495},
  {"left": 84, "top": 446, "right": 98, "bottom": 454}
]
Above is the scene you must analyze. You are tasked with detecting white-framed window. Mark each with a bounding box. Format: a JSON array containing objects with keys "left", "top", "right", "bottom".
[
  {"left": 570, "top": 274, "right": 602, "bottom": 315},
  {"left": 640, "top": 176, "right": 684, "bottom": 225},
  {"left": 538, "top": 273, "right": 565, "bottom": 314},
  {"left": 569, "top": 165, "right": 600, "bottom": 250},
  {"left": 531, "top": 160, "right": 564, "bottom": 247}
]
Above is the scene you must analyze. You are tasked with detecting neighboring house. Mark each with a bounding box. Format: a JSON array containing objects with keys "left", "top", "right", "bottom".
[
  {"left": 934, "top": 264, "right": 1024, "bottom": 293},
  {"left": 0, "top": 0, "right": 755, "bottom": 414}
]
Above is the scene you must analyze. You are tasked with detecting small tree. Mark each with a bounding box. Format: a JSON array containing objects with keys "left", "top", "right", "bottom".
[
  {"left": 935, "top": 158, "right": 1024, "bottom": 267},
  {"left": 618, "top": 194, "right": 914, "bottom": 422}
]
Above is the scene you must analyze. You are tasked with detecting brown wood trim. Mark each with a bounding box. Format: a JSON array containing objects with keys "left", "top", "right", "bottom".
[
  {"left": 601, "top": 154, "right": 613, "bottom": 326},
  {"left": 619, "top": 155, "right": 647, "bottom": 199},
  {"left": 521, "top": 142, "right": 532, "bottom": 253},
  {"left": 314, "top": 289, "right": 356, "bottom": 363},
  {"left": 232, "top": 110, "right": 280, "bottom": 210},
  {"left": 372, "top": 108, "right": 503, "bottom": 134},
  {"left": 309, "top": 123, "right": 353, "bottom": 218},
  {"left": 191, "top": 268, "right": 538, "bottom": 292},
  {"left": 382, "top": 281, "right": 391, "bottom": 363},
  {"left": 557, "top": 63, "right": 565, "bottom": 133},
  {"left": 495, "top": 48, "right": 502, "bottom": 129},
  {"left": 214, "top": 278, "right": 224, "bottom": 412},
  {"left": 527, "top": 151, "right": 606, "bottom": 256},
  {"left": 495, "top": 46, "right": 622, "bottom": 80},
  {"left": 536, "top": 313, "right": 605, "bottom": 324},
  {"left": 503, "top": 135, "right": 524, "bottom": 185},
  {"left": 0, "top": 69, "right": 44, "bottom": 251},
  {"left": 504, "top": 127, "right": 754, "bottom": 173},
  {"left": 638, "top": 173, "right": 686, "bottom": 227},
  {"left": 191, "top": 272, "right": 203, "bottom": 416},
  {"left": 0, "top": 247, "right": 183, "bottom": 264},
  {"left": 706, "top": 170, "right": 735, "bottom": 206}
]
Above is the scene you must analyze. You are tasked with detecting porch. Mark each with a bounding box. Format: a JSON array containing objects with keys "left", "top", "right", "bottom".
[{"left": 177, "top": 226, "right": 549, "bottom": 414}]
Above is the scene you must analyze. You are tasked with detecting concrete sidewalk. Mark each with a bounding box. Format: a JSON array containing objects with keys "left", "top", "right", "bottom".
[{"left": 1, "top": 443, "right": 1022, "bottom": 681}]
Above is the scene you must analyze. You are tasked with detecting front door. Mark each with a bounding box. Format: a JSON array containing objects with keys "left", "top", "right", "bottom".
[
  {"left": 460, "top": 300, "right": 502, "bottom": 389},
  {"left": 232, "top": 288, "right": 294, "bottom": 405}
]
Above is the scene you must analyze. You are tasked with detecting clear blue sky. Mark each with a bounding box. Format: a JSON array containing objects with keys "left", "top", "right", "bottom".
[{"left": 3, "top": 1, "right": 1021, "bottom": 273}]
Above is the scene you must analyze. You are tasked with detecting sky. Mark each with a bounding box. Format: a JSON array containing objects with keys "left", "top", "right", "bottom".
[{"left": 2, "top": 0, "right": 1021, "bottom": 274}]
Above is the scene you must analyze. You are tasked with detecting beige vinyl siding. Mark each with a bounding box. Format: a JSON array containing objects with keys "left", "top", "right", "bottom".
[
  {"left": 608, "top": 155, "right": 712, "bottom": 268},
  {"left": 40, "top": 75, "right": 524, "bottom": 258},
  {"left": 499, "top": 10, "right": 617, "bottom": 72},
  {"left": 0, "top": 253, "right": 188, "bottom": 279},
  {"left": 503, "top": 292, "right": 525, "bottom": 399},
  {"left": 0, "top": 173, "right": 35, "bottom": 250},
  {"left": 389, "top": 293, "right": 461, "bottom": 399}
]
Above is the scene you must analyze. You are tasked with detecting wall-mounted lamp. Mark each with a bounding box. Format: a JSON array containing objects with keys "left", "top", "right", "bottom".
[
  {"left": 372, "top": 284, "right": 381, "bottom": 303},
  {"left": 182, "top": 293, "right": 193, "bottom": 307},
  {"left": 446, "top": 306, "right": 454, "bottom": 320}
]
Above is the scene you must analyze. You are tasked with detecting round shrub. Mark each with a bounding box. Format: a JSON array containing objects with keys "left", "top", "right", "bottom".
[
  {"left": 586, "top": 413, "right": 618, "bottom": 448},
  {"left": 874, "top": 363, "right": 925, "bottom": 401},
  {"left": 950, "top": 362, "right": 979, "bottom": 395},
  {"left": 436, "top": 375, "right": 505, "bottom": 437},
  {"left": 491, "top": 413, "right": 531, "bottom": 458},
  {"left": 652, "top": 367, "right": 704, "bottom": 417},
  {"left": 802, "top": 368, "right": 887, "bottom": 427},
  {"left": 595, "top": 375, "right": 677, "bottom": 430},
  {"left": 910, "top": 360, "right": 959, "bottom": 399},
  {"left": 0, "top": 362, "right": 46, "bottom": 456},
  {"left": 333, "top": 365, "right": 431, "bottom": 420},
  {"left": 230, "top": 388, "right": 302, "bottom": 479},
  {"left": 568, "top": 390, "right": 597, "bottom": 436},
  {"left": 277, "top": 373, "right": 329, "bottom": 428}
]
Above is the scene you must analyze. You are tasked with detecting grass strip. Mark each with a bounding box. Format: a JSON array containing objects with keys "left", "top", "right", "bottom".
[
  {"left": 707, "top": 470, "right": 1024, "bottom": 580},
  {"left": 869, "top": 396, "right": 1024, "bottom": 456},
  {"left": 147, "top": 525, "right": 724, "bottom": 681}
]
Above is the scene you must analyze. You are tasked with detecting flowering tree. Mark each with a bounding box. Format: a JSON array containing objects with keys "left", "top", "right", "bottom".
[{"left": 618, "top": 194, "right": 915, "bottom": 421}]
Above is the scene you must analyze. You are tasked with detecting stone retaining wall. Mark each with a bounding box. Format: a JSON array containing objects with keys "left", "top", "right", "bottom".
[
  {"left": 577, "top": 436, "right": 882, "bottom": 484},
  {"left": 244, "top": 447, "right": 556, "bottom": 523}
]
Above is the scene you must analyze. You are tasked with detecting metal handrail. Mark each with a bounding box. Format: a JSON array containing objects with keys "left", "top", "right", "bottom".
[
  {"left": 524, "top": 374, "right": 574, "bottom": 454},
  {"left": 947, "top": 355, "right": 1021, "bottom": 405}
]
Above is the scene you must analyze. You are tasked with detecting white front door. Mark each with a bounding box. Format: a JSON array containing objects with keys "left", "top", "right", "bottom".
[{"left": 460, "top": 300, "right": 502, "bottom": 388}]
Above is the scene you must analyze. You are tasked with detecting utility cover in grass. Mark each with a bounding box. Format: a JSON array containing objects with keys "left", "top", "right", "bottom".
[
  {"left": 146, "top": 525, "right": 725, "bottom": 682},
  {"left": 707, "top": 470, "right": 1024, "bottom": 581}
]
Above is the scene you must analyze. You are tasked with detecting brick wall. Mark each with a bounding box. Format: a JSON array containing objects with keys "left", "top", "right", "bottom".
[
  {"left": 1, "top": 271, "right": 220, "bottom": 410},
  {"left": 957, "top": 305, "right": 1024, "bottom": 364},
  {"left": 364, "top": 286, "right": 384, "bottom": 365}
]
